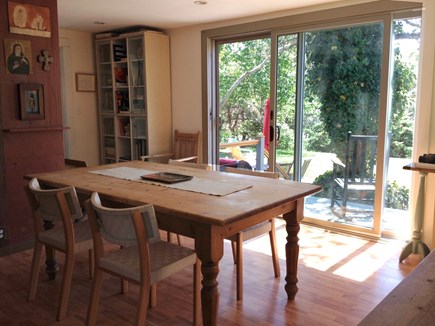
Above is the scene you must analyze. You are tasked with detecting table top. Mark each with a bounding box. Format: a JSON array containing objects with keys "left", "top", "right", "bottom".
[
  {"left": 403, "top": 162, "right": 435, "bottom": 173},
  {"left": 27, "top": 161, "right": 321, "bottom": 227},
  {"left": 359, "top": 250, "right": 435, "bottom": 325}
]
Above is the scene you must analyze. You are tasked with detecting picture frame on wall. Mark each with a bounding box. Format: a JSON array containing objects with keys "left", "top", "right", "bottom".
[
  {"left": 76, "top": 73, "right": 96, "bottom": 92},
  {"left": 19, "top": 83, "right": 44, "bottom": 120},
  {"left": 7, "top": 1, "right": 51, "bottom": 38},
  {"left": 4, "top": 38, "right": 33, "bottom": 75}
]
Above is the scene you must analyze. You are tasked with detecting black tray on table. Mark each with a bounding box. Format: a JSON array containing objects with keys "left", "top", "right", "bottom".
[{"left": 140, "top": 172, "right": 193, "bottom": 184}]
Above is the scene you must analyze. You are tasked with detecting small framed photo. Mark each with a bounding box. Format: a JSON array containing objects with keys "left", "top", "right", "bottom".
[
  {"left": 19, "top": 83, "right": 44, "bottom": 120},
  {"left": 76, "top": 73, "right": 95, "bottom": 92}
]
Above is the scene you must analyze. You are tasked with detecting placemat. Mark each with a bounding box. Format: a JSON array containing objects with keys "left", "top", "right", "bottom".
[{"left": 89, "top": 166, "right": 252, "bottom": 196}]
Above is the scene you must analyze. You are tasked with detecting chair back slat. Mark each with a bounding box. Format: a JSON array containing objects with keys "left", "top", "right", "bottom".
[
  {"left": 345, "top": 132, "right": 377, "bottom": 185},
  {"left": 90, "top": 192, "right": 159, "bottom": 247},
  {"left": 173, "top": 130, "right": 201, "bottom": 162},
  {"left": 28, "top": 178, "right": 83, "bottom": 221}
]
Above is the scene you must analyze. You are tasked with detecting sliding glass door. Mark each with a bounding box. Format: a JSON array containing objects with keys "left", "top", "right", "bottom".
[
  {"left": 272, "top": 17, "right": 420, "bottom": 236},
  {"left": 210, "top": 10, "right": 420, "bottom": 238},
  {"left": 275, "top": 23, "right": 385, "bottom": 234}
]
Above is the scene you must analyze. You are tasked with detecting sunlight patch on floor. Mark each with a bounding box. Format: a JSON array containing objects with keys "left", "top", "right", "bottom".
[
  {"left": 242, "top": 223, "right": 402, "bottom": 281},
  {"left": 333, "top": 240, "right": 399, "bottom": 281}
]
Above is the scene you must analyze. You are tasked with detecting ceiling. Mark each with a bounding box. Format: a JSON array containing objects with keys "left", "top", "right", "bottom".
[{"left": 57, "top": 0, "right": 342, "bottom": 33}]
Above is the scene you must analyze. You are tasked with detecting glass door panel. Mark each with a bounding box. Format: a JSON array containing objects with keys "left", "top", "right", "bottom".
[
  {"left": 217, "top": 37, "right": 271, "bottom": 170},
  {"left": 276, "top": 23, "right": 385, "bottom": 232},
  {"left": 382, "top": 17, "right": 420, "bottom": 239}
]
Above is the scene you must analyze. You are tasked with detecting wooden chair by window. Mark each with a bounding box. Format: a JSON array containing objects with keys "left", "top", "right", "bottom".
[
  {"left": 330, "top": 132, "right": 378, "bottom": 220},
  {"left": 85, "top": 192, "right": 201, "bottom": 325},
  {"left": 222, "top": 166, "right": 280, "bottom": 300},
  {"left": 25, "top": 178, "right": 93, "bottom": 321},
  {"left": 141, "top": 130, "right": 201, "bottom": 163},
  {"left": 64, "top": 158, "right": 88, "bottom": 169}
]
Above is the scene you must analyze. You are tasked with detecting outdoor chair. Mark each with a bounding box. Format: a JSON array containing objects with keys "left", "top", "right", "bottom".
[
  {"left": 85, "top": 192, "right": 201, "bottom": 325},
  {"left": 223, "top": 166, "right": 280, "bottom": 300},
  {"left": 25, "top": 178, "right": 93, "bottom": 321},
  {"left": 330, "top": 131, "right": 378, "bottom": 220}
]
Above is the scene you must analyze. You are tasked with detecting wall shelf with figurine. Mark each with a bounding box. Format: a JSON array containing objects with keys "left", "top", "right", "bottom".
[{"left": 95, "top": 31, "right": 172, "bottom": 163}]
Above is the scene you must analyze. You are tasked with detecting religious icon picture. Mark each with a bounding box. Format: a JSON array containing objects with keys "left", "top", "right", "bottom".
[
  {"left": 7, "top": 1, "right": 51, "bottom": 38},
  {"left": 4, "top": 38, "right": 33, "bottom": 75},
  {"left": 19, "top": 84, "right": 44, "bottom": 120}
]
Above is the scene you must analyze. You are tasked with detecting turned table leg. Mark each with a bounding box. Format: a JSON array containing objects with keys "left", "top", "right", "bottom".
[
  {"left": 195, "top": 227, "right": 223, "bottom": 326},
  {"left": 283, "top": 198, "right": 304, "bottom": 300}
]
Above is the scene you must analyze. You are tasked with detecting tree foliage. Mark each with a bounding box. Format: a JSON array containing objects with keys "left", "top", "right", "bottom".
[
  {"left": 218, "top": 19, "right": 420, "bottom": 160},
  {"left": 304, "top": 24, "right": 383, "bottom": 157}
]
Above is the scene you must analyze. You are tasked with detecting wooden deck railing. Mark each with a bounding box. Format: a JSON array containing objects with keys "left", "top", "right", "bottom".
[{"left": 219, "top": 135, "right": 300, "bottom": 180}]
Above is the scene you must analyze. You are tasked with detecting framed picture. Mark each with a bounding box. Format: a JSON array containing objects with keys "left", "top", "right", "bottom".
[
  {"left": 4, "top": 38, "right": 33, "bottom": 75},
  {"left": 7, "top": 1, "right": 51, "bottom": 38},
  {"left": 76, "top": 73, "right": 96, "bottom": 92},
  {"left": 19, "top": 84, "right": 44, "bottom": 120}
]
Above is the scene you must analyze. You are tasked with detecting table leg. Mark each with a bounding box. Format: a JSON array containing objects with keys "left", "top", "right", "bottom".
[
  {"left": 283, "top": 198, "right": 303, "bottom": 300},
  {"left": 43, "top": 220, "right": 58, "bottom": 280},
  {"left": 195, "top": 227, "right": 224, "bottom": 326},
  {"left": 400, "top": 172, "right": 431, "bottom": 262}
]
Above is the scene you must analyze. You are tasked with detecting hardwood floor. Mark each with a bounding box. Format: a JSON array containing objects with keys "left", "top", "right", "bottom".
[{"left": 0, "top": 223, "right": 419, "bottom": 325}]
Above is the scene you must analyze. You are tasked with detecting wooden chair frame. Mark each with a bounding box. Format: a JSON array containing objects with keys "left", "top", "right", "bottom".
[
  {"left": 330, "top": 131, "right": 378, "bottom": 219},
  {"left": 25, "top": 178, "right": 93, "bottom": 321},
  {"left": 223, "top": 167, "right": 281, "bottom": 300}
]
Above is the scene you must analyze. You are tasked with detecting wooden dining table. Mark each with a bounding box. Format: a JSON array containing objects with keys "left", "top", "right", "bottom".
[{"left": 26, "top": 160, "right": 321, "bottom": 325}]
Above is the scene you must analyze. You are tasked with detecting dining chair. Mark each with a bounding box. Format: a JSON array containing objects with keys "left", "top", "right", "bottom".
[
  {"left": 84, "top": 192, "right": 201, "bottom": 326},
  {"left": 141, "top": 130, "right": 201, "bottom": 163},
  {"left": 25, "top": 178, "right": 93, "bottom": 321},
  {"left": 223, "top": 166, "right": 281, "bottom": 300}
]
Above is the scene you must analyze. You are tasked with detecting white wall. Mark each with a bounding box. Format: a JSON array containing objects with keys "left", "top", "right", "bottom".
[
  {"left": 59, "top": 29, "right": 99, "bottom": 166},
  {"left": 169, "top": 26, "right": 203, "bottom": 134},
  {"left": 167, "top": 0, "right": 435, "bottom": 248}
]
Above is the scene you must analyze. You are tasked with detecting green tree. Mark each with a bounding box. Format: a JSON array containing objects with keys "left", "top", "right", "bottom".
[
  {"left": 304, "top": 24, "right": 384, "bottom": 158},
  {"left": 304, "top": 21, "right": 419, "bottom": 159},
  {"left": 218, "top": 39, "right": 271, "bottom": 142},
  {"left": 218, "top": 20, "right": 419, "bottom": 161}
]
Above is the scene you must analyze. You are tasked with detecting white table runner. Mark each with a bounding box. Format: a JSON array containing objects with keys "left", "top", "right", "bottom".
[{"left": 89, "top": 166, "right": 252, "bottom": 196}]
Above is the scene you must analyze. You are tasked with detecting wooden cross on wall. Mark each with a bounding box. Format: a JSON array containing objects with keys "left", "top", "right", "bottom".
[{"left": 38, "top": 50, "right": 54, "bottom": 71}]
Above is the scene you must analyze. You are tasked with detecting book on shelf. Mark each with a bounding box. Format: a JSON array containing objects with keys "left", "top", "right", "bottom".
[
  {"left": 113, "top": 44, "right": 126, "bottom": 61},
  {"left": 135, "top": 138, "right": 147, "bottom": 158}
]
